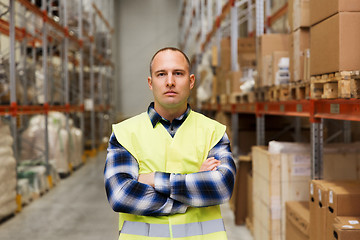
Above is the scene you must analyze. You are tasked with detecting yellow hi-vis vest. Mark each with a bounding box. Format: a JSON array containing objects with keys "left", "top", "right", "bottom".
[{"left": 112, "top": 110, "right": 227, "bottom": 240}]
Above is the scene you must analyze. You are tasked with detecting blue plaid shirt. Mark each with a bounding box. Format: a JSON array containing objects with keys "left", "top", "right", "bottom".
[{"left": 104, "top": 103, "right": 236, "bottom": 216}]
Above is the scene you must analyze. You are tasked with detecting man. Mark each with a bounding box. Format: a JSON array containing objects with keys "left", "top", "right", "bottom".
[{"left": 104, "top": 47, "right": 236, "bottom": 240}]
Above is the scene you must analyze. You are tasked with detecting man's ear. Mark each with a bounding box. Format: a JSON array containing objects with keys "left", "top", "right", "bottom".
[
  {"left": 189, "top": 74, "right": 195, "bottom": 90},
  {"left": 148, "top": 77, "right": 153, "bottom": 90}
]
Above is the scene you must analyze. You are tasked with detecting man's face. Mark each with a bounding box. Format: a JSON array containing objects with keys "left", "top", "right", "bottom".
[{"left": 148, "top": 50, "right": 195, "bottom": 111}]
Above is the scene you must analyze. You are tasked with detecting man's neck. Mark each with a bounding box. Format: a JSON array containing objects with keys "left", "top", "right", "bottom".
[{"left": 154, "top": 103, "right": 187, "bottom": 122}]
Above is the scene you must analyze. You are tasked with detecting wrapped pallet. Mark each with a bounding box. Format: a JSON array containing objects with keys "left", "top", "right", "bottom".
[
  {"left": 0, "top": 121, "right": 17, "bottom": 221},
  {"left": 21, "top": 112, "right": 83, "bottom": 175}
]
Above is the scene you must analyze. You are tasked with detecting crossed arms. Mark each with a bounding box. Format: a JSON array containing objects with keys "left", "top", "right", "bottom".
[{"left": 104, "top": 132, "right": 236, "bottom": 216}]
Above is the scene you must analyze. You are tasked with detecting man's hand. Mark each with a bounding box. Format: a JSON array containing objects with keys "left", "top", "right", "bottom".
[
  {"left": 138, "top": 172, "right": 155, "bottom": 187},
  {"left": 199, "top": 157, "right": 221, "bottom": 172}
]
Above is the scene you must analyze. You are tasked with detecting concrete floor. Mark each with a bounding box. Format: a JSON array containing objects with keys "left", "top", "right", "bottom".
[{"left": 0, "top": 151, "right": 253, "bottom": 240}]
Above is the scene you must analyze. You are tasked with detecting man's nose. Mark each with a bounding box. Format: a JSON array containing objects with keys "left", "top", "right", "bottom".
[{"left": 166, "top": 74, "right": 175, "bottom": 87}]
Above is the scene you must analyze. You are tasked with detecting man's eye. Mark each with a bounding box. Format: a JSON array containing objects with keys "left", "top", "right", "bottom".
[
  {"left": 175, "top": 72, "right": 183, "bottom": 76},
  {"left": 157, "top": 73, "right": 165, "bottom": 77}
]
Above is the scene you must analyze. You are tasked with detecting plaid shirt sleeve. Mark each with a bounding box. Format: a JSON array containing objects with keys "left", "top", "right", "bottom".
[
  {"left": 104, "top": 133, "right": 188, "bottom": 216},
  {"left": 154, "top": 132, "right": 236, "bottom": 207}
]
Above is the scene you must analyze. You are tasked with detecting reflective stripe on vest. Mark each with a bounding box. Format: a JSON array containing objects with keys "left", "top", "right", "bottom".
[{"left": 121, "top": 219, "right": 225, "bottom": 238}]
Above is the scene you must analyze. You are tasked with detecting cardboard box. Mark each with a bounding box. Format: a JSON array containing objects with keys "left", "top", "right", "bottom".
[
  {"left": 291, "top": 29, "right": 310, "bottom": 82},
  {"left": 220, "top": 37, "right": 231, "bottom": 71},
  {"left": 286, "top": 201, "right": 310, "bottom": 240},
  {"left": 246, "top": 170, "right": 253, "bottom": 230},
  {"left": 333, "top": 216, "right": 360, "bottom": 240},
  {"left": 238, "top": 53, "right": 256, "bottom": 68},
  {"left": 310, "top": 12, "right": 360, "bottom": 76},
  {"left": 238, "top": 37, "right": 256, "bottom": 53},
  {"left": 326, "top": 183, "right": 360, "bottom": 240},
  {"left": 259, "top": 34, "right": 290, "bottom": 58},
  {"left": 309, "top": 181, "right": 360, "bottom": 240},
  {"left": 226, "top": 71, "right": 243, "bottom": 94},
  {"left": 262, "top": 55, "right": 273, "bottom": 87},
  {"left": 289, "top": 0, "right": 310, "bottom": 31},
  {"left": 252, "top": 146, "right": 311, "bottom": 240},
  {"left": 309, "top": 180, "right": 337, "bottom": 240},
  {"left": 310, "top": 0, "right": 360, "bottom": 26},
  {"left": 212, "top": 45, "right": 218, "bottom": 67},
  {"left": 258, "top": 34, "right": 289, "bottom": 87},
  {"left": 234, "top": 155, "right": 252, "bottom": 225}
]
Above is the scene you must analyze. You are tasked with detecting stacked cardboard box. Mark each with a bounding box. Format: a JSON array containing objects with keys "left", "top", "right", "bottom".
[
  {"left": 231, "top": 155, "right": 252, "bottom": 226},
  {"left": 288, "top": 0, "right": 310, "bottom": 83},
  {"left": 252, "top": 145, "right": 311, "bottom": 240},
  {"left": 257, "top": 34, "right": 289, "bottom": 87},
  {"left": 252, "top": 141, "right": 360, "bottom": 240},
  {"left": 310, "top": 0, "right": 360, "bottom": 76},
  {"left": 333, "top": 216, "right": 360, "bottom": 239},
  {"left": 309, "top": 181, "right": 360, "bottom": 240}
]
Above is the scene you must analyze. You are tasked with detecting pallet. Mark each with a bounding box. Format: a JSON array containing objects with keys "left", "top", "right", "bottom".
[
  {"left": 269, "top": 84, "right": 291, "bottom": 102},
  {"left": 289, "top": 81, "right": 310, "bottom": 100},
  {"left": 229, "top": 92, "right": 256, "bottom": 104},
  {"left": 255, "top": 87, "right": 270, "bottom": 102},
  {"left": 310, "top": 71, "right": 360, "bottom": 99}
]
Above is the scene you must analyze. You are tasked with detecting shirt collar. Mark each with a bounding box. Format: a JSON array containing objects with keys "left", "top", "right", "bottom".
[{"left": 147, "top": 102, "right": 191, "bottom": 128}]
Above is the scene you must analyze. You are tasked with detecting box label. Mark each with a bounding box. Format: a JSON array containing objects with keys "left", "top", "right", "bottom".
[
  {"left": 310, "top": 183, "right": 314, "bottom": 195},
  {"left": 318, "top": 189, "right": 322, "bottom": 202},
  {"left": 293, "top": 155, "right": 310, "bottom": 165},
  {"left": 349, "top": 220, "right": 360, "bottom": 225},
  {"left": 329, "top": 190, "right": 333, "bottom": 204},
  {"left": 292, "top": 166, "right": 311, "bottom": 176}
]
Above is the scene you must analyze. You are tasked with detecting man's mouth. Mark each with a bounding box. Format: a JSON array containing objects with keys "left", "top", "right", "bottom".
[{"left": 165, "top": 91, "right": 177, "bottom": 96}]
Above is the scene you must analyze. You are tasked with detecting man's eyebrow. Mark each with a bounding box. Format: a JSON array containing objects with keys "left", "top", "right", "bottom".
[{"left": 154, "top": 70, "right": 166, "bottom": 74}]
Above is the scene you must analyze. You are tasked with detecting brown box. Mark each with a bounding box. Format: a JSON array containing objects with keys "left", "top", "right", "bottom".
[
  {"left": 238, "top": 53, "right": 256, "bottom": 68},
  {"left": 309, "top": 181, "right": 360, "bottom": 240},
  {"left": 289, "top": 0, "right": 310, "bottom": 31},
  {"left": 252, "top": 146, "right": 311, "bottom": 240},
  {"left": 286, "top": 201, "right": 310, "bottom": 240},
  {"left": 272, "top": 51, "right": 289, "bottom": 85},
  {"left": 233, "top": 155, "right": 252, "bottom": 225},
  {"left": 310, "top": 12, "right": 360, "bottom": 76},
  {"left": 258, "top": 34, "right": 289, "bottom": 87},
  {"left": 333, "top": 216, "right": 360, "bottom": 240},
  {"left": 326, "top": 183, "right": 360, "bottom": 240},
  {"left": 259, "top": 34, "right": 289, "bottom": 58},
  {"left": 238, "top": 37, "right": 256, "bottom": 53},
  {"left": 310, "top": 0, "right": 360, "bottom": 26},
  {"left": 212, "top": 45, "right": 218, "bottom": 67},
  {"left": 226, "top": 71, "right": 242, "bottom": 94},
  {"left": 220, "top": 37, "right": 231, "bottom": 71},
  {"left": 290, "top": 28, "right": 310, "bottom": 82},
  {"left": 262, "top": 55, "right": 273, "bottom": 87}
]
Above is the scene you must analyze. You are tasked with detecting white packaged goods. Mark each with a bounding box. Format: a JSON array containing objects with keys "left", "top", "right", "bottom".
[
  {"left": 0, "top": 121, "right": 17, "bottom": 221},
  {"left": 21, "top": 112, "right": 83, "bottom": 174},
  {"left": 17, "top": 179, "right": 31, "bottom": 205}
]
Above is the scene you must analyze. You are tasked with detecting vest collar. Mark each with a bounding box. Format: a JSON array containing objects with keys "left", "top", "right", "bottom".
[{"left": 147, "top": 102, "right": 191, "bottom": 128}]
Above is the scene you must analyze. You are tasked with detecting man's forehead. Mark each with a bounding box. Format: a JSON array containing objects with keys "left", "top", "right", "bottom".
[{"left": 152, "top": 51, "right": 189, "bottom": 68}]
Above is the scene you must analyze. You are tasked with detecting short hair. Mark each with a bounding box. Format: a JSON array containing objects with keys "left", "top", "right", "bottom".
[{"left": 149, "top": 47, "right": 191, "bottom": 76}]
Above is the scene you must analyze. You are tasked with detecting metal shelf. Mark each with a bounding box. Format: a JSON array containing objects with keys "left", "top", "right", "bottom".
[{"left": 202, "top": 99, "right": 360, "bottom": 121}]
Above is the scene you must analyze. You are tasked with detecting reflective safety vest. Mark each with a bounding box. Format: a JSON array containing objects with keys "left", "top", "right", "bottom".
[{"left": 112, "top": 110, "right": 227, "bottom": 240}]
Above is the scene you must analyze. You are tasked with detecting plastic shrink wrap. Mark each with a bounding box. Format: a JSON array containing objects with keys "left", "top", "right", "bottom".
[{"left": 0, "top": 121, "right": 17, "bottom": 220}]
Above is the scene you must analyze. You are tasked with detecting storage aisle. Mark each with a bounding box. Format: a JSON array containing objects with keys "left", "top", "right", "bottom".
[{"left": 0, "top": 150, "right": 252, "bottom": 240}]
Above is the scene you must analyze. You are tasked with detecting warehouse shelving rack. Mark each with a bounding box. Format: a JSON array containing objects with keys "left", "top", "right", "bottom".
[
  {"left": 179, "top": 0, "right": 359, "bottom": 180},
  {"left": 0, "top": 0, "right": 113, "bottom": 210}
]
